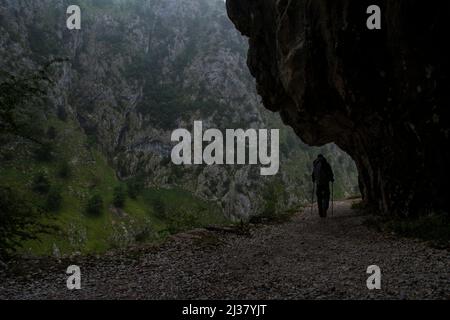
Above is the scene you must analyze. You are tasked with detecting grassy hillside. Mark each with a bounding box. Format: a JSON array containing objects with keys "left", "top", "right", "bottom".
[{"left": 0, "top": 117, "right": 226, "bottom": 257}]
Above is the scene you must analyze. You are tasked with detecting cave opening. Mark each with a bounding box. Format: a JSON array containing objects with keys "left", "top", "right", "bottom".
[{"left": 226, "top": 0, "right": 450, "bottom": 216}]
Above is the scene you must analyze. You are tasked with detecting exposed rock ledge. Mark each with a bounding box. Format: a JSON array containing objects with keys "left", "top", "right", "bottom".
[{"left": 227, "top": 0, "right": 450, "bottom": 215}]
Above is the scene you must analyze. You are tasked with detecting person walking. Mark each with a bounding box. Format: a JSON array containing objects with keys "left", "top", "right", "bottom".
[{"left": 312, "top": 155, "right": 335, "bottom": 218}]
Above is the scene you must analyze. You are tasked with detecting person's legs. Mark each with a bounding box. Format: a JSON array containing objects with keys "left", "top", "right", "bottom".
[
  {"left": 316, "top": 187, "right": 325, "bottom": 218},
  {"left": 317, "top": 184, "right": 330, "bottom": 218},
  {"left": 322, "top": 188, "right": 330, "bottom": 217}
]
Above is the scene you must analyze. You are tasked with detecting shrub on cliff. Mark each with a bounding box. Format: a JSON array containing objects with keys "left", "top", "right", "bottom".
[
  {"left": 0, "top": 186, "right": 46, "bottom": 259},
  {"left": 126, "top": 178, "right": 144, "bottom": 199},
  {"left": 113, "top": 186, "right": 127, "bottom": 208},
  {"left": 57, "top": 161, "right": 71, "bottom": 179},
  {"left": 31, "top": 172, "right": 51, "bottom": 194},
  {"left": 45, "top": 188, "right": 63, "bottom": 212},
  {"left": 152, "top": 197, "right": 166, "bottom": 219},
  {"left": 86, "top": 194, "right": 103, "bottom": 216}
]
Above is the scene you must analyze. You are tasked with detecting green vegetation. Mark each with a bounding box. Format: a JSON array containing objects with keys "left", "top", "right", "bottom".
[
  {"left": 32, "top": 172, "right": 51, "bottom": 194},
  {"left": 113, "top": 186, "right": 127, "bottom": 208},
  {"left": 126, "top": 177, "right": 144, "bottom": 199},
  {"left": 33, "top": 143, "right": 55, "bottom": 162},
  {"left": 57, "top": 161, "right": 72, "bottom": 179},
  {"left": 358, "top": 202, "right": 450, "bottom": 249},
  {"left": 85, "top": 194, "right": 104, "bottom": 216},
  {"left": 261, "top": 180, "right": 284, "bottom": 216},
  {"left": 151, "top": 196, "right": 166, "bottom": 219},
  {"left": 0, "top": 186, "right": 51, "bottom": 259},
  {"left": 0, "top": 114, "right": 229, "bottom": 258},
  {"left": 386, "top": 214, "right": 450, "bottom": 246},
  {"left": 45, "top": 188, "right": 63, "bottom": 212},
  {"left": 0, "top": 60, "right": 64, "bottom": 142},
  {"left": 142, "top": 188, "right": 226, "bottom": 236}
]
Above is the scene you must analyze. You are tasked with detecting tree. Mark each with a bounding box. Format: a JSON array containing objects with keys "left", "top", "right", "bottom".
[
  {"left": 0, "top": 186, "right": 50, "bottom": 260},
  {"left": 152, "top": 197, "right": 166, "bottom": 219},
  {"left": 46, "top": 188, "right": 63, "bottom": 212},
  {"left": 46, "top": 126, "right": 57, "bottom": 140},
  {"left": 58, "top": 161, "right": 72, "bottom": 179},
  {"left": 86, "top": 194, "right": 103, "bottom": 216},
  {"left": 31, "top": 172, "right": 51, "bottom": 194},
  {"left": 0, "top": 59, "right": 66, "bottom": 144},
  {"left": 113, "top": 186, "right": 126, "bottom": 208},
  {"left": 127, "top": 177, "right": 144, "bottom": 199},
  {"left": 33, "top": 142, "right": 55, "bottom": 162}
]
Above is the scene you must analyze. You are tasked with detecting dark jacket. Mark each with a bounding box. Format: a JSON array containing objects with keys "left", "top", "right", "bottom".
[{"left": 312, "top": 157, "right": 334, "bottom": 186}]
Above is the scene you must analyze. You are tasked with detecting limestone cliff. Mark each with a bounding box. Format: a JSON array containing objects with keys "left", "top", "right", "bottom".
[{"left": 227, "top": 0, "right": 450, "bottom": 216}]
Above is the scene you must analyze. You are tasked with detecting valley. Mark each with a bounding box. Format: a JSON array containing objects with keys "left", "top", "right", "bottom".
[{"left": 0, "top": 0, "right": 358, "bottom": 258}]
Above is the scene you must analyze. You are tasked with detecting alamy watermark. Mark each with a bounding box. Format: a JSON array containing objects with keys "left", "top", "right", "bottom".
[
  {"left": 366, "top": 265, "right": 382, "bottom": 290},
  {"left": 171, "top": 121, "right": 280, "bottom": 176},
  {"left": 66, "top": 5, "right": 81, "bottom": 30},
  {"left": 66, "top": 265, "right": 81, "bottom": 290},
  {"left": 64, "top": 264, "right": 381, "bottom": 291}
]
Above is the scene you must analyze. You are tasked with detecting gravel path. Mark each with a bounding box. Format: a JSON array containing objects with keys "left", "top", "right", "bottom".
[{"left": 1, "top": 201, "right": 449, "bottom": 300}]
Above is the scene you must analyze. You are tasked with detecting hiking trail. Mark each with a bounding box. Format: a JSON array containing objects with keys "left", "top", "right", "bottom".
[{"left": 1, "top": 201, "right": 448, "bottom": 299}]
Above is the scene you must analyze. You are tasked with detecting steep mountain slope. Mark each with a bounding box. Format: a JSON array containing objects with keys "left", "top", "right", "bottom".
[{"left": 0, "top": 0, "right": 358, "bottom": 256}]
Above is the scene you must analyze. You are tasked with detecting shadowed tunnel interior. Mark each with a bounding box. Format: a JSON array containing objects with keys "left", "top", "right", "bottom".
[{"left": 226, "top": 0, "right": 450, "bottom": 216}]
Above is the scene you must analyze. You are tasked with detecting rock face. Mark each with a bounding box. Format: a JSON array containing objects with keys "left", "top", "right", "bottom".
[{"left": 226, "top": 0, "right": 450, "bottom": 216}]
